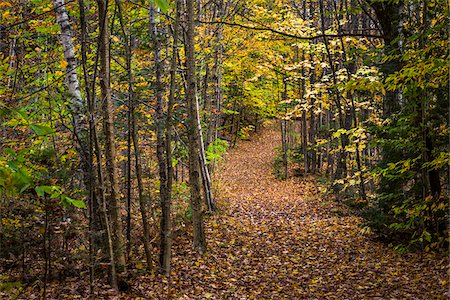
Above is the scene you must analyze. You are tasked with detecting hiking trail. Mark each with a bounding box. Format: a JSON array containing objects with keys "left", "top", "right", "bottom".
[{"left": 137, "top": 127, "right": 447, "bottom": 299}]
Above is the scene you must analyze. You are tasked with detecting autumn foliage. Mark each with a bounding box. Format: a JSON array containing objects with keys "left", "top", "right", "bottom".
[{"left": 0, "top": 0, "right": 448, "bottom": 298}]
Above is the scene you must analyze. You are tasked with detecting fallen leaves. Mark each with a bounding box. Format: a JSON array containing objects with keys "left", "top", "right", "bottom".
[
  {"left": 5, "top": 128, "right": 447, "bottom": 299},
  {"left": 142, "top": 127, "right": 447, "bottom": 299}
]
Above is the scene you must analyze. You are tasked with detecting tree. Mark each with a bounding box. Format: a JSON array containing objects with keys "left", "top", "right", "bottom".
[
  {"left": 184, "top": 0, "right": 206, "bottom": 253},
  {"left": 97, "top": 0, "right": 127, "bottom": 281}
]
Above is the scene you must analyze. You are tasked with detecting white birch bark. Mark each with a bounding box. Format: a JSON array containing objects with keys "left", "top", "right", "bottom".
[
  {"left": 196, "top": 92, "right": 215, "bottom": 211},
  {"left": 53, "top": 0, "right": 86, "bottom": 138}
]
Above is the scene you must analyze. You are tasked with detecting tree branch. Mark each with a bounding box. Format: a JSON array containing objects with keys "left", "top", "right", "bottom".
[{"left": 197, "top": 20, "right": 383, "bottom": 40}]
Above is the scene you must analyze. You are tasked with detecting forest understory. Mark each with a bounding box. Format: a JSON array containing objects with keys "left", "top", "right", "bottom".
[
  {"left": 10, "top": 127, "right": 446, "bottom": 300},
  {"left": 1, "top": 0, "right": 449, "bottom": 298}
]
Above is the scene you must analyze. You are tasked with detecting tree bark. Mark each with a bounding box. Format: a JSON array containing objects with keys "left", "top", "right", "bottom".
[
  {"left": 159, "top": 0, "right": 181, "bottom": 275},
  {"left": 149, "top": 3, "right": 171, "bottom": 274},
  {"left": 184, "top": 0, "right": 206, "bottom": 253},
  {"left": 97, "top": 0, "right": 127, "bottom": 274},
  {"left": 369, "top": 0, "right": 403, "bottom": 116},
  {"left": 53, "top": 0, "right": 88, "bottom": 160}
]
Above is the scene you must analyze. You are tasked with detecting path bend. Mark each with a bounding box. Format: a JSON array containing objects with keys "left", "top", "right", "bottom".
[{"left": 140, "top": 126, "right": 447, "bottom": 299}]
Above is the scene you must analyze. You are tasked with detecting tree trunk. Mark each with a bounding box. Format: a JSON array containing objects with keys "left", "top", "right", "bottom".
[
  {"left": 53, "top": 0, "right": 88, "bottom": 161},
  {"left": 97, "top": 0, "right": 127, "bottom": 274},
  {"left": 184, "top": 0, "right": 206, "bottom": 253},
  {"left": 318, "top": 0, "right": 347, "bottom": 185},
  {"left": 159, "top": 0, "right": 181, "bottom": 275},
  {"left": 334, "top": 2, "right": 367, "bottom": 200},
  {"left": 369, "top": 0, "right": 403, "bottom": 116},
  {"left": 150, "top": 3, "right": 171, "bottom": 274},
  {"left": 281, "top": 79, "right": 288, "bottom": 179},
  {"left": 197, "top": 91, "right": 216, "bottom": 211}
]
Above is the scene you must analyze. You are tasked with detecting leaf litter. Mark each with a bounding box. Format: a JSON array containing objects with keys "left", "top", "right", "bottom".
[
  {"left": 136, "top": 128, "right": 448, "bottom": 299},
  {"left": 8, "top": 128, "right": 447, "bottom": 299}
]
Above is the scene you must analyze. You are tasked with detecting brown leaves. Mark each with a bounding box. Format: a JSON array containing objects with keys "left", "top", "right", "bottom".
[
  {"left": 13, "top": 128, "right": 447, "bottom": 299},
  {"left": 131, "top": 128, "right": 447, "bottom": 298},
  {"left": 153, "top": 127, "right": 447, "bottom": 299}
]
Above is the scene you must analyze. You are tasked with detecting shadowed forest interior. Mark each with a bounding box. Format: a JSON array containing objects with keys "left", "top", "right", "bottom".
[{"left": 0, "top": 0, "right": 448, "bottom": 298}]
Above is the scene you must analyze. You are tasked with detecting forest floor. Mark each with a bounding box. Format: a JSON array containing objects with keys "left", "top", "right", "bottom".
[
  {"left": 135, "top": 126, "right": 448, "bottom": 299},
  {"left": 14, "top": 126, "right": 448, "bottom": 299}
]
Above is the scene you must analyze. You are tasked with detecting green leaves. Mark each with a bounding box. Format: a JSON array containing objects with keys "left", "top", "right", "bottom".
[
  {"left": 62, "top": 195, "right": 87, "bottom": 208},
  {"left": 30, "top": 124, "right": 54, "bottom": 136},
  {"left": 222, "top": 108, "right": 240, "bottom": 115},
  {"left": 0, "top": 165, "right": 32, "bottom": 195},
  {"left": 35, "top": 185, "right": 58, "bottom": 198},
  {"left": 0, "top": 149, "right": 32, "bottom": 195},
  {"left": 206, "top": 138, "right": 229, "bottom": 164},
  {"left": 150, "top": 0, "right": 170, "bottom": 12},
  {"left": 35, "top": 185, "right": 86, "bottom": 209}
]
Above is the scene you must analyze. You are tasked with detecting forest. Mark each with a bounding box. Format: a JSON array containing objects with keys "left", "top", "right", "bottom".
[{"left": 0, "top": 0, "right": 448, "bottom": 298}]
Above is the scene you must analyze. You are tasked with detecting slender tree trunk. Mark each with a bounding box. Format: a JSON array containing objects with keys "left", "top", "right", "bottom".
[
  {"left": 281, "top": 79, "right": 288, "bottom": 179},
  {"left": 42, "top": 199, "right": 50, "bottom": 300},
  {"left": 212, "top": 10, "right": 224, "bottom": 142},
  {"left": 318, "top": 0, "right": 347, "bottom": 184},
  {"left": 132, "top": 104, "right": 153, "bottom": 270},
  {"left": 78, "top": 0, "right": 98, "bottom": 292},
  {"left": 53, "top": 0, "right": 88, "bottom": 163},
  {"left": 184, "top": 0, "right": 206, "bottom": 253},
  {"left": 333, "top": 0, "right": 367, "bottom": 200},
  {"left": 97, "top": 0, "right": 127, "bottom": 274},
  {"left": 159, "top": 0, "right": 181, "bottom": 275},
  {"left": 197, "top": 92, "right": 216, "bottom": 211},
  {"left": 150, "top": 3, "right": 171, "bottom": 274},
  {"left": 112, "top": 0, "right": 154, "bottom": 270},
  {"left": 309, "top": 99, "right": 316, "bottom": 174}
]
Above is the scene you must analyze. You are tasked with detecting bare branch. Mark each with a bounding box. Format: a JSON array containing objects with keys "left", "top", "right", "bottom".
[{"left": 198, "top": 20, "right": 383, "bottom": 40}]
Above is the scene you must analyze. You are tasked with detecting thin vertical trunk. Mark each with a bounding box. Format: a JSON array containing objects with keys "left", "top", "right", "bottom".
[
  {"left": 126, "top": 112, "right": 132, "bottom": 259},
  {"left": 42, "top": 200, "right": 49, "bottom": 300},
  {"left": 203, "top": 61, "right": 213, "bottom": 146},
  {"left": 281, "top": 79, "right": 288, "bottom": 179},
  {"left": 309, "top": 96, "right": 316, "bottom": 174},
  {"left": 132, "top": 105, "right": 152, "bottom": 270},
  {"left": 212, "top": 16, "right": 224, "bottom": 142},
  {"left": 78, "top": 0, "right": 101, "bottom": 292},
  {"left": 333, "top": 0, "right": 367, "bottom": 200},
  {"left": 318, "top": 0, "right": 347, "bottom": 183},
  {"left": 197, "top": 92, "right": 216, "bottom": 211},
  {"left": 185, "top": 0, "right": 206, "bottom": 253},
  {"left": 110, "top": 0, "right": 154, "bottom": 270},
  {"left": 150, "top": 3, "right": 170, "bottom": 274},
  {"left": 53, "top": 0, "right": 88, "bottom": 164},
  {"left": 159, "top": 0, "right": 181, "bottom": 275},
  {"left": 97, "top": 0, "right": 127, "bottom": 274}
]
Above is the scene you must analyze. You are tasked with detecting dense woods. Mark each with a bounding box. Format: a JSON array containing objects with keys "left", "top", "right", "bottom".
[{"left": 0, "top": 0, "right": 448, "bottom": 298}]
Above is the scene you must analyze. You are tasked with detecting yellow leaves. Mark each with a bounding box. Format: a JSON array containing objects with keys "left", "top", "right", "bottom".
[
  {"left": 59, "top": 60, "right": 68, "bottom": 69},
  {"left": 360, "top": 225, "right": 373, "bottom": 235},
  {"left": 111, "top": 35, "right": 120, "bottom": 43},
  {"left": 211, "top": 221, "right": 219, "bottom": 228},
  {"left": 1, "top": 217, "right": 20, "bottom": 227},
  {"left": 136, "top": 262, "right": 145, "bottom": 270},
  {"left": 0, "top": 1, "right": 12, "bottom": 8},
  {"left": 2, "top": 10, "right": 10, "bottom": 19},
  {"left": 310, "top": 277, "right": 321, "bottom": 284},
  {"left": 42, "top": 4, "right": 53, "bottom": 13}
]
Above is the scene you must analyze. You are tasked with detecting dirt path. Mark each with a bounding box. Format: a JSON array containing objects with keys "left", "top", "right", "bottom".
[{"left": 140, "top": 127, "right": 448, "bottom": 299}]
